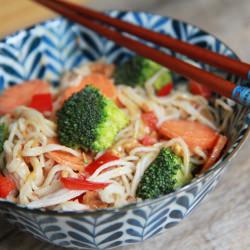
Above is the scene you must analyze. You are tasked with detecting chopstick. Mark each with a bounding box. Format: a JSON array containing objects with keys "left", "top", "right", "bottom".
[
  {"left": 40, "top": 0, "right": 250, "bottom": 81},
  {"left": 33, "top": 0, "right": 250, "bottom": 107}
]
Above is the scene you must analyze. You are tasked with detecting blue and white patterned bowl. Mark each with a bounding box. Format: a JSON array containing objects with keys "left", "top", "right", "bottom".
[{"left": 0, "top": 11, "right": 249, "bottom": 249}]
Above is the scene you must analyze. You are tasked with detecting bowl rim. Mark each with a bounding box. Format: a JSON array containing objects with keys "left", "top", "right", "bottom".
[{"left": 0, "top": 11, "right": 249, "bottom": 217}]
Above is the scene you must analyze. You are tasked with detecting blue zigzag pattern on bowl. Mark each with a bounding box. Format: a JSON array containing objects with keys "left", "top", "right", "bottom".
[
  {"left": 0, "top": 11, "right": 237, "bottom": 88},
  {"left": 0, "top": 169, "right": 224, "bottom": 249},
  {"left": 0, "top": 11, "right": 249, "bottom": 250}
]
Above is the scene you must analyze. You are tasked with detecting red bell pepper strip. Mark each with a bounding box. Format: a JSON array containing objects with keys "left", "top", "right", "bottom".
[
  {"left": 0, "top": 176, "right": 16, "bottom": 198},
  {"left": 61, "top": 177, "right": 109, "bottom": 190},
  {"left": 140, "top": 135, "right": 157, "bottom": 146},
  {"left": 29, "top": 93, "right": 53, "bottom": 113},
  {"left": 141, "top": 111, "right": 158, "bottom": 131},
  {"left": 189, "top": 80, "right": 212, "bottom": 99},
  {"left": 156, "top": 83, "right": 173, "bottom": 96},
  {"left": 202, "top": 135, "right": 227, "bottom": 171},
  {"left": 85, "top": 152, "right": 119, "bottom": 176}
]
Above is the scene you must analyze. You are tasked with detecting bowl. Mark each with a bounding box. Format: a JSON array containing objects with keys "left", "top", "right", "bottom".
[{"left": 0, "top": 11, "right": 249, "bottom": 249}]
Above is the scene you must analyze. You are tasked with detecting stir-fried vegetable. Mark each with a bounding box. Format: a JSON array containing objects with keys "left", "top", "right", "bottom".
[
  {"left": 46, "top": 150, "right": 85, "bottom": 172},
  {"left": 57, "top": 85, "right": 129, "bottom": 152},
  {"left": 0, "top": 176, "right": 16, "bottom": 198},
  {"left": 62, "top": 73, "right": 117, "bottom": 103},
  {"left": 29, "top": 93, "right": 53, "bottom": 113},
  {"left": 114, "top": 56, "right": 172, "bottom": 89},
  {"left": 156, "top": 82, "right": 173, "bottom": 96},
  {"left": 136, "top": 148, "right": 192, "bottom": 200},
  {"left": 61, "top": 177, "right": 109, "bottom": 191},
  {"left": 85, "top": 152, "right": 119, "bottom": 175},
  {"left": 0, "top": 80, "right": 50, "bottom": 115},
  {"left": 202, "top": 135, "right": 227, "bottom": 171},
  {"left": 159, "top": 120, "right": 219, "bottom": 151},
  {"left": 0, "top": 59, "right": 230, "bottom": 211}
]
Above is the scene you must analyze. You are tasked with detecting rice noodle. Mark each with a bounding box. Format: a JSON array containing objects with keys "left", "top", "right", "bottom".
[
  {"left": 0, "top": 61, "right": 228, "bottom": 211},
  {"left": 131, "top": 151, "right": 158, "bottom": 196},
  {"left": 22, "top": 144, "right": 81, "bottom": 157},
  {"left": 42, "top": 165, "right": 78, "bottom": 187},
  {"left": 53, "top": 201, "right": 89, "bottom": 211},
  {"left": 27, "top": 189, "right": 86, "bottom": 209},
  {"left": 193, "top": 147, "right": 207, "bottom": 160},
  {"left": 117, "top": 90, "right": 141, "bottom": 117},
  {"left": 34, "top": 180, "right": 62, "bottom": 197}
]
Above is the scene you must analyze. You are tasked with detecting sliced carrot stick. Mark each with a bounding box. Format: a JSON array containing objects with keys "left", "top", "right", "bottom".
[
  {"left": 159, "top": 120, "right": 219, "bottom": 151},
  {"left": 45, "top": 138, "right": 86, "bottom": 172},
  {"left": 0, "top": 80, "right": 50, "bottom": 115},
  {"left": 45, "top": 151, "right": 85, "bottom": 172},
  {"left": 62, "top": 73, "right": 116, "bottom": 103},
  {"left": 202, "top": 135, "right": 227, "bottom": 171}
]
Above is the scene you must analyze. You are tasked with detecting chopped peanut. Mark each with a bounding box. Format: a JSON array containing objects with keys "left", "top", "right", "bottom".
[
  {"left": 123, "top": 139, "right": 141, "bottom": 154},
  {"left": 172, "top": 144, "right": 183, "bottom": 157},
  {"left": 141, "top": 103, "right": 151, "bottom": 112},
  {"left": 82, "top": 191, "right": 109, "bottom": 209},
  {"left": 61, "top": 170, "right": 69, "bottom": 178}
]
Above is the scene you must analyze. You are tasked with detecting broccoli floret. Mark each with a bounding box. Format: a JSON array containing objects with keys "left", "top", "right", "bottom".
[
  {"left": 0, "top": 124, "right": 8, "bottom": 153},
  {"left": 114, "top": 56, "right": 172, "bottom": 89},
  {"left": 136, "top": 148, "right": 192, "bottom": 200},
  {"left": 57, "top": 85, "right": 129, "bottom": 152}
]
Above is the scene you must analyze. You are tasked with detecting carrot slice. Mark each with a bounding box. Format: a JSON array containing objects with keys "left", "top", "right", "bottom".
[
  {"left": 62, "top": 73, "right": 116, "bottom": 102},
  {"left": 45, "top": 151, "right": 85, "bottom": 172},
  {"left": 0, "top": 80, "right": 50, "bottom": 115},
  {"left": 45, "top": 138, "right": 86, "bottom": 172},
  {"left": 159, "top": 120, "right": 218, "bottom": 151},
  {"left": 202, "top": 135, "right": 227, "bottom": 171}
]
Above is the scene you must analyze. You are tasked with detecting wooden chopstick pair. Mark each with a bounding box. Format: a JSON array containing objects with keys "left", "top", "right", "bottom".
[{"left": 33, "top": 0, "right": 250, "bottom": 107}]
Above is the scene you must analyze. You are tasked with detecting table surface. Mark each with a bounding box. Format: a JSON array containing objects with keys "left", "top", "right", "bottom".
[
  {"left": 0, "top": 0, "right": 250, "bottom": 249},
  {"left": 0, "top": 0, "right": 85, "bottom": 37}
]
